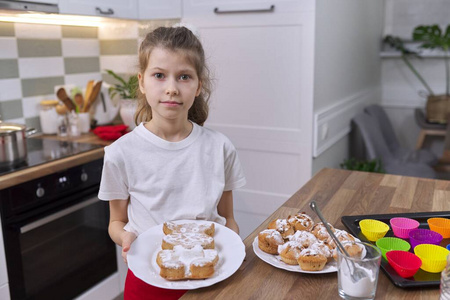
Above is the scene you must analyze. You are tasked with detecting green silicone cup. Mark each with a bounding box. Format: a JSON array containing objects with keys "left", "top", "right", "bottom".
[{"left": 376, "top": 237, "right": 411, "bottom": 260}]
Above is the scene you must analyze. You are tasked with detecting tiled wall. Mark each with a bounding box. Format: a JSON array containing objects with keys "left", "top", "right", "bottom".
[{"left": 0, "top": 18, "right": 178, "bottom": 130}]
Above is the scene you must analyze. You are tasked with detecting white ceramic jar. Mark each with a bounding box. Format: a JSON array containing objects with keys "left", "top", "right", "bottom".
[{"left": 39, "top": 100, "right": 59, "bottom": 134}]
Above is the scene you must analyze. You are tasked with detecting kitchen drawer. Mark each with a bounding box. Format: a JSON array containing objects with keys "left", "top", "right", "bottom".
[
  {"left": 138, "top": 0, "right": 182, "bottom": 20},
  {"left": 0, "top": 283, "right": 9, "bottom": 300},
  {"left": 59, "top": 0, "right": 138, "bottom": 19},
  {"left": 183, "top": 0, "right": 315, "bottom": 26}
]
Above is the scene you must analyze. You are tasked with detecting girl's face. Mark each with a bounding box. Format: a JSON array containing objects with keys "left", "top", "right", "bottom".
[{"left": 138, "top": 47, "right": 202, "bottom": 124}]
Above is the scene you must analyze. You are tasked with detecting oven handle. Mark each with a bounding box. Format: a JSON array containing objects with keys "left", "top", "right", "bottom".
[{"left": 20, "top": 197, "right": 100, "bottom": 234}]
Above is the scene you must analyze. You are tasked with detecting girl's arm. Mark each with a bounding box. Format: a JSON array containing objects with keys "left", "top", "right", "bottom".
[
  {"left": 109, "top": 199, "right": 136, "bottom": 263},
  {"left": 217, "top": 190, "right": 239, "bottom": 234}
]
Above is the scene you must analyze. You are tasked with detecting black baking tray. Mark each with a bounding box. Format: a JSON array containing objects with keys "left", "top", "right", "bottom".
[{"left": 341, "top": 211, "right": 450, "bottom": 289}]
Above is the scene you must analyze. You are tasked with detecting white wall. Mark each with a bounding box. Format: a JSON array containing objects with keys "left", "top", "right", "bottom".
[
  {"left": 381, "top": 0, "right": 450, "bottom": 151},
  {"left": 312, "top": 0, "right": 384, "bottom": 173}
]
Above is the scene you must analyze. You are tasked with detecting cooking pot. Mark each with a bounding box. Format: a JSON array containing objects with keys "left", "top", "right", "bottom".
[{"left": 0, "top": 121, "right": 36, "bottom": 167}]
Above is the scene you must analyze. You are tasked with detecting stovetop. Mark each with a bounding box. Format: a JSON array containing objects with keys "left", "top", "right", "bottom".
[{"left": 0, "top": 138, "right": 103, "bottom": 176}]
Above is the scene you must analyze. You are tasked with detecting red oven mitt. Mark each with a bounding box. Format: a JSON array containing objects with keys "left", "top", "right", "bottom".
[{"left": 92, "top": 125, "right": 129, "bottom": 140}]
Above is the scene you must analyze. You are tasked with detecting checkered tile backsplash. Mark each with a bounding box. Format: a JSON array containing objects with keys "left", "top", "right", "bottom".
[{"left": 0, "top": 19, "right": 178, "bottom": 131}]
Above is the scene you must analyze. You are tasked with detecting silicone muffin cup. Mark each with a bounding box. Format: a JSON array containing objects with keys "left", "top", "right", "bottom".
[
  {"left": 414, "top": 244, "right": 449, "bottom": 273},
  {"left": 359, "top": 219, "right": 390, "bottom": 242},
  {"left": 409, "top": 229, "right": 443, "bottom": 249},
  {"left": 428, "top": 218, "right": 450, "bottom": 239},
  {"left": 376, "top": 237, "right": 411, "bottom": 260},
  {"left": 390, "top": 217, "right": 420, "bottom": 239},
  {"left": 386, "top": 250, "right": 422, "bottom": 278}
]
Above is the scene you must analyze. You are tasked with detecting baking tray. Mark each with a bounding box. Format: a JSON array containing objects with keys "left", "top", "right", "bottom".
[{"left": 341, "top": 211, "right": 450, "bottom": 288}]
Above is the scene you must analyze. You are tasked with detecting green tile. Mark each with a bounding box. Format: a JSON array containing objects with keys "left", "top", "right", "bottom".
[
  {"left": 25, "top": 116, "right": 41, "bottom": 132},
  {"left": 21, "top": 76, "right": 64, "bottom": 97},
  {"left": 0, "top": 22, "right": 14, "bottom": 36},
  {"left": 102, "top": 72, "right": 137, "bottom": 86},
  {"left": 0, "top": 99, "right": 23, "bottom": 119},
  {"left": 0, "top": 59, "right": 19, "bottom": 79},
  {"left": 62, "top": 26, "right": 97, "bottom": 38},
  {"left": 64, "top": 57, "right": 100, "bottom": 74},
  {"left": 17, "top": 39, "right": 62, "bottom": 57},
  {"left": 100, "top": 40, "right": 137, "bottom": 55}
]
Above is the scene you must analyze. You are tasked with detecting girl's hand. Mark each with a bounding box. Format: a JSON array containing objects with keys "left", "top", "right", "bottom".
[{"left": 121, "top": 231, "right": 137, "bottom": 264}]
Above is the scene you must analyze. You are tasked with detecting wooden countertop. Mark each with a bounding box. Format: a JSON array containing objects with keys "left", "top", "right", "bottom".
[
  {"left": 182, "top": 168, "right": 450, "bottom": 300},
  {"left": 0, "top": 133, "right": 111, "bottom": 190}
]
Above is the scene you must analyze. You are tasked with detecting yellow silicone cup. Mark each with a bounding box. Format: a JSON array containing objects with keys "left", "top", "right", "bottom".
[
  {"left": 359, "top": 219, "right": 390, "bottom": 242},
  {"left": 414, "top": 244, "right": 449, "bottom": 273},
  {"left": 428, "top": 218, "right": 450, "bottom": 239}
]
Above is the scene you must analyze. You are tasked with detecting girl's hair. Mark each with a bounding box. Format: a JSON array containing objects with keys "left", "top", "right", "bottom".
[{"left": 135, "top": 26, "right": 211, "bottom": 126}]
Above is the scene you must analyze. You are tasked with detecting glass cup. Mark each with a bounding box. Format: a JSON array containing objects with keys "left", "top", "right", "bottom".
[{"left": 337, "top": 241, "right": 382, "bottom": 300}]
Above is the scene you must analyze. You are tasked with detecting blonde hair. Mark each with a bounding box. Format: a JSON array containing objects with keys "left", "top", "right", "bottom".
[{"left": 135, "top": 26, "right": 211, "bottom": 126}]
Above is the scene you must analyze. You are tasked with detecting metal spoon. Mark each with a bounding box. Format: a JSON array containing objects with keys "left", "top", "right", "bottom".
[{"left": 309, "top": 201, "right": 367, "bottom": 283}]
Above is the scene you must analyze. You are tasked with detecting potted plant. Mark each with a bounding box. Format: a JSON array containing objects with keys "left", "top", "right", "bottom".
[
  {"left": 384, "top": 24, "right": 450, "bottom": 124},
  {"left": 105, "top": 69, "right": 139, "bottom": 129}
]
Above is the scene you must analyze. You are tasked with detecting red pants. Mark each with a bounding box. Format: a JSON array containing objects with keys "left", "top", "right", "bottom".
[{"left": 124, "top": 269, "right": 187, "bottom": 300}]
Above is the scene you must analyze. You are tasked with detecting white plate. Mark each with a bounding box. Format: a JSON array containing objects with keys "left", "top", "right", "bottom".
[
  {"left": 128, "top": 220, "right": 246, "bottom": 290},
  {"left": 252, "top": 236, "right": 338, "bottom": 274}
]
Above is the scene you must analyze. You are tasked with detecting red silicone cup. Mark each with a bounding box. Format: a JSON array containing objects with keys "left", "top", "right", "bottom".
[
  {"left": 409, "top": 228, "right": 443, "bottom": 249},
  {"left": 386, "top": 250, "right": 422, "bottom": 278},
  {"left": 390, "top": 217, "right": 420, "bottom": 238}
]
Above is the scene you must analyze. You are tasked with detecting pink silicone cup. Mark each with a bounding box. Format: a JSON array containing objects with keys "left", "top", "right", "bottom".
[
  {"left": 390, "top": 217, "right": 420, "bottom": 238},
  {"left": 409, "top": 228, "right": 443, "bottom": 249},
  {"left": 386, "top": 250, "right": 422, "bottom": 278}
]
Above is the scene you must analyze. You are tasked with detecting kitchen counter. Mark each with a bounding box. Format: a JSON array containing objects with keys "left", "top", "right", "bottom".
[
  {"left": 0, "top": 133, "right": 111, "bottom": 190},
  {"left": 181, "top": 168, "right": 449, "bottom": 300}
]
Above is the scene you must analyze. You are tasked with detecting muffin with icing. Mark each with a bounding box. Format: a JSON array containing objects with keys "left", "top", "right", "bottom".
[
  {"left": 311, "top": 222, "right": 335, "bottom": 241},
  {"left": 268, "top": 218, "right": 295, "bottom": 239},
  {"left": 163, "top": 221, "right": 215, "bottom": 236},
  {"left": 162, "top": 232, "right": 214, "bottom": 250},
  {"left": 297, "top": 248, "right": 327, "bottom": 271},
  {"left": 157, "top": 245, "right": 219, "bottom": 280},
  {"left": 288, "top": 212, "right": 315, "bottom": 231},
  {"left": 278, "top": 241, "right": 304, "bottom": 265},
  {"left": 289, "top": 230, "right": 318, "bottom": 248},
  {"left": 258, "top": 229, "right": 285, "bottom": 254}
]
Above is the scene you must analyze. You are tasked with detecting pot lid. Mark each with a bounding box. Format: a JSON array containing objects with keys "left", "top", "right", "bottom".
[{"left": 0, "top": 121, "right": 26, "bottom": 136}]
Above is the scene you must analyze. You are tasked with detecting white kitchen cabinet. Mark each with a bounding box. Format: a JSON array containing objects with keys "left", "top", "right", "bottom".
[
  {"left": 0, "top": 219, "right": 9, "bottom": 299},
  {"left": 16, "top": 0, "right": 58, "bottom": 4},
  {"left": 183, "top": 0, "right": 315, "bottom": 238},
  {"left": 138, "top": 0, "right": 182, "bottom": 20},
  {"left": 59, "top": 0, "right": 138, "bottom": 19}
]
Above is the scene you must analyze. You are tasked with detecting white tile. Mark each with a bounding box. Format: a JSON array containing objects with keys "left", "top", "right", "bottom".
[
  {"left": 98, "top": 21, "right": 138, "bottom": 40},
  {"left": 64, "top": 73, "right": 102, "bottom": 87},
  {"left": 15, "top": 23, "right": 62, "bottom": 39},
  {"left": 100, "top": 55, "right": 138, "bottom": 74},
  {"left": 18, "top": 57, "right": 64, "bottom": 79},
  {"left": 22, "top": 95, "right": 50, "bottom": 118},
  {"left": 62, "top": 39, "right": 100, "bottom": 57},
  {"left": 0, "top": 37, "right": 18, "bottom": 59},
  {"left": 0, "top": 78, "right": 22, "bottom": 101}
]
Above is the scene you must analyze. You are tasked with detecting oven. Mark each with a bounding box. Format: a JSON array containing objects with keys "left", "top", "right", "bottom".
[{"left": 0, "top": 158, "right": 117, "bottom": 300}]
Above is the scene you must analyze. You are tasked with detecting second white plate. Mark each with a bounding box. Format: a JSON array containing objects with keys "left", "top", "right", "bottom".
[{"left": 252, "top": 236, "right": 338, "bottom": 274}]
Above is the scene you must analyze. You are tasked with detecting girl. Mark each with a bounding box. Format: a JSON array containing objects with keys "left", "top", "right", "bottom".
[{"left": 98, "top": 26, "right": 246, "bottom": 300}]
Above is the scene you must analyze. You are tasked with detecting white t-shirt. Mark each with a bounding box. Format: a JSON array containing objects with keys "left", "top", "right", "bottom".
[{"left": 98, "top": 122, "right": 246, "bottom": 236}]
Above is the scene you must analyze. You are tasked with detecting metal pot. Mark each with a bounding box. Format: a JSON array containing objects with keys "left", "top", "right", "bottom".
[{"left": 0, "top": 121, "right": 36, "bottom": 167}]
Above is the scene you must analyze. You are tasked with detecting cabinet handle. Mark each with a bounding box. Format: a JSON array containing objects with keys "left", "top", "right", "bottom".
[
  {"left": 214, "top": 5, "right": 275, "bottom": 14},
  {"left": 95, "top": 7, "right": 114, "bottom": 15}
]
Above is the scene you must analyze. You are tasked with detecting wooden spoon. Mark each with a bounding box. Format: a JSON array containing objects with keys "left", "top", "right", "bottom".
[
  {"left": 83, "top": 81, "right": 103, "bottom": 112},
  {"left": 56, "top": 88, "right": 76, "bottom": 112},
  {"left": 84, "top": 80, "right": 94, "bottom": 110}
]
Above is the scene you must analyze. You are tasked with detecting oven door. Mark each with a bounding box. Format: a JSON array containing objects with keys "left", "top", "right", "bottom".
[{"left": 3, "top": 195, "right": 117, "bottom": 300}]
